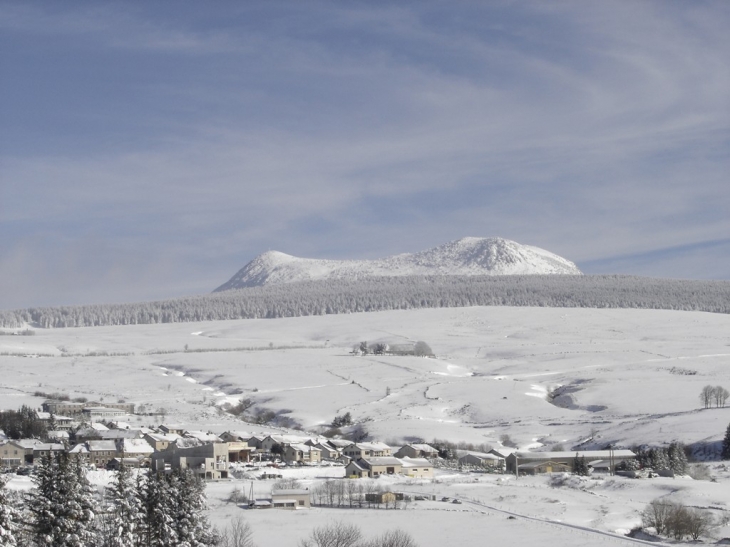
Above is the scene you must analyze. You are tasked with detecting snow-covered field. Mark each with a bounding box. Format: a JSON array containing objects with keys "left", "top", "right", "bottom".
[{"left": 2, "top": 306, "right": 730, "bottom": 544}]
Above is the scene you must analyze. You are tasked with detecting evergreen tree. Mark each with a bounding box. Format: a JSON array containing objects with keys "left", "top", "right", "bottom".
[
  {"left": 0, "top": 477, "right": 18, "bottom": 547},
  {"left": 572, "top": 454, "right": 589, "bottom": 476},
  {"left": 667, "top": 442, "right": 688, "bottom": 475},
  {"left": 171, "top": 470, "right": 216, "bottom": 547},
  {"left": 105, "top": 460, "right": 143, "bottom": 547},
  {"left": 27, "top": 453, "right": 98, "bottom": 547},
  {"left": 722, "top": 423, "right": 730, "bottom": 460},
  {"left": 140, "top": 471, "right": 176, "bottom": 547},
  {"left": 649, "top": 448, "right": 670, "bottom": 472}
]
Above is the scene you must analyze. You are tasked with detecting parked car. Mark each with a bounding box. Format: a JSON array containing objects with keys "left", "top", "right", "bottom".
[
  {"left": 414, "top": 495, "right": 426, "bottom": 501},
  {"left": 441, "top": 497, "right": 451, "bottom": 502},
  {"left": 452, "top": 499, "right": 462, "bottom": 504}
]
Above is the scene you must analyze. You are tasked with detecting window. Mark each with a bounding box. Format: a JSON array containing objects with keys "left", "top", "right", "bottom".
[{"left": 298, "top": 500, "right": 304, "bottom": 506}]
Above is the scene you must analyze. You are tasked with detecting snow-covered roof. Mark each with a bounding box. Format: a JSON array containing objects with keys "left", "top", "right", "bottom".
[
  {"left": 361, "top": 457, "right": 402, "bottom": 466},
  {"left": 119, "top": 438, "right": 154, "bottom": 454},
  {"left": 272, "top": 489, "right": 310, "bottom": 496},
  {"left": 91, "top": 423, "right": 109, "bottom": 431},
  {"left": 33, "top": 443, "right": 65, "bottom": 451},
  {"left": 513, "top": 450, "right": 635, "bottom": 460},
  {"left": 406, "top": 443, "right": 438, "bottom": 452},
  {"left": 14, "top": 439, "right": 43, "bottom": 449},
  {"left": 146, "top": 432, "right": 182, "bottom": 442},
  {"left": 70, "top": 443, "right": 89, "bottom": 454},
  {"left": 327, "top": 439, "right": 352, "bottom": 448},
  {"left": 87, "top": 440, "right": 117, "bottom": 451},
  {"left": 399, "top": 457, "right": 432, "bottom": 468},
  {"left": 184, "top": 430, "right": 222, "bottom": 443}
]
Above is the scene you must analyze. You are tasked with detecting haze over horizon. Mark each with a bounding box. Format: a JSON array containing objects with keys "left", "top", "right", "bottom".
[{"left": 1, "top": 1, "right": 729, "bottom": 309}]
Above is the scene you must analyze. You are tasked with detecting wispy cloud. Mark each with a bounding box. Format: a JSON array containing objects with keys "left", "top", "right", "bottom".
[{"left": 1, "top": 1, "right": 728, "bottom": 308}]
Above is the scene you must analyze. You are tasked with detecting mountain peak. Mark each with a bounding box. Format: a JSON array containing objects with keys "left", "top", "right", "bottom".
[{"left": 213, "top": 237, "right": 581, "bottom": 292}]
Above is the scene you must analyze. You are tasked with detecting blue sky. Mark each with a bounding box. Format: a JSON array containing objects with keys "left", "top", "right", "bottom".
[{"left": 1, "top": 1, "right": 729, "bottom": 308}]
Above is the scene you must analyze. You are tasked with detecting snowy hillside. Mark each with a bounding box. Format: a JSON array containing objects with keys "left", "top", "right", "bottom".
[
  {"left": 4, "top": 306, "right": 730, "bottom": 543},
  {"left": 214, "top": 237, "right": 581, "bottom": 291}
]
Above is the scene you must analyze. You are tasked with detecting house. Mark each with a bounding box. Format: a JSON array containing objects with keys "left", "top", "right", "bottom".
[
  {"left": 349, "top": 457, "right": 403, "bottom": 478},
  {"left": 0, "top": 441, "right": 35, "bottom": 467},
  {"left": 36, "top": 412, "right": 74, "bottom": 431},
  {"left": 326, "top": 439, "right": 353, "bottom": 450},
  {"left": 219, "top": 431, "right": 254, "bottom": 443},
  {"left": 518, "top": 461, "right": 571, "bottom": 475},
  {"left": 99, "top": 429, "right": 144, "bottom": 441},
  {"left": 82, "top": 407, "right": 127, "bottom": 420},
  {"left": 227, "top": 441, "right": 253, "bottom": 463},
  {"left": 342, "top": 442, "right": 392, "bottom": 460},
  {"left": 489, "top": 448, "right": 516, "bottom": 460},
  {"left": 394, "top": 444, "right": 439, "bottom": 459},
  {"left": 398, "top": 457, "right": 434, "bottom": 478},
  {"left": 260, "top": 434, "right": 310, "bottom": 454},
  {"left": 86, "top": 440, "right": 119, "bottom": 467},
  {"left": 151, "top": 442, "right": 229, "bottom": 480},
  {"left": 271, "top": 489, "right": 311, "bottom": 509},
  {"left": 313, "top": 442, "right": 341, "bottom": 460},
  {"left": 144, "top": 432, "right": 182, "bottom": 452},
  {"left": 345, "top": 460, "right": 369, "bottom": 478},
  {"left": 42, "top": 401, "right": 85, "bottom": 416},
  {"left": 117, "top": 438, "right": 154, "bottom": 460},
  {"left": 505, "top": 450, "right": 636, "bottom": 474},
  {"left": 282, "top": 443, "right": 321, "bottom": 464},
  {"left": 43, "top": 400, "right": 134, "bottom": 417},
  {"left": 159, "top": 424, "right": 185, "bottom": 435},
  {"left": 459, "top": 453, "right": 503, "bottom": 469},
  {"left": 365, "top": 491, "right": 397, "bottom": 504},
  {"left": 243, "top": 435, "right": 267, "bottom": 449},
  {"left": 184, "top": 431, "right": 222, "bottom": 443}
]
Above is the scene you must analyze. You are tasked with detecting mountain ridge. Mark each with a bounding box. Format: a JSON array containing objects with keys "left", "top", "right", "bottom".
[{"left": 213, "top": 237, "right": 582, "bottom": 292}]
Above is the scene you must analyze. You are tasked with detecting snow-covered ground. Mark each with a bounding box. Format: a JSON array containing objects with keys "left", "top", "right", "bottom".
[{"left": 2, "top": 306, "right": 730, "bottom": 544}]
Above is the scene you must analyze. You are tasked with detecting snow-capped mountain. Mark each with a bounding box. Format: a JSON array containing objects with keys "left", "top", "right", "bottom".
[{"left": 213, "top": 237, "right": 581, "bottom": 292}]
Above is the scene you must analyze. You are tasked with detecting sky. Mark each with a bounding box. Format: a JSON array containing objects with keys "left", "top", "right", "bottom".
[{"left": 1, "top": 1, "right": 729, "bottom": 309}]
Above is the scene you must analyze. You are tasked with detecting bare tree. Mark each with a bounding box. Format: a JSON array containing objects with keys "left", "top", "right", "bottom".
[
  {"left": 642, "top": 499, "right": 674, "bottom": 536},
  {"left": 360, "top": 529, "right": 418, "bottom": 547},
  {"left": 684, "top": 508, "right": 713, "bottom": 541},
  {"left": 299, "top": 521, "right": 362, "bottom": 547},
  {"left": 272, "top": 478, "right": 302, "bottom": 491},
  {"left": 700, "top": 385, "right": 715, "bottom": 409},
  {"left": 714, "top": 385, "right": 725, "bottom": 408},
  {"left": 717, "top": 387, "right": 729, "bottom": 408},
  {"left": 218, "top": 515, "right": 256, "bottom": 547}
]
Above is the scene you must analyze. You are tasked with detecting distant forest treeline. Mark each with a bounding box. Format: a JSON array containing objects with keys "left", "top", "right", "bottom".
[{"left": 1, "top": 275, "right": 729, "bottom": 329}]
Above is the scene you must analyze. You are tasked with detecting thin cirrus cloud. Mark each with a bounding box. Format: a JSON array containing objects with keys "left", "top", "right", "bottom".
[{"left": 0, "top": 1, "right": 728, "bottom": 309}]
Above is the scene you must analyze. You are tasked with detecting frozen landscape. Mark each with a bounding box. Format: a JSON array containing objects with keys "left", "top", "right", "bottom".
[{"left": 2, "top": 305, "right": 730, "bottom": 545}]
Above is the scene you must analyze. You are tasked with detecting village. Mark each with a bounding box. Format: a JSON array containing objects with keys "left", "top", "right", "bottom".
[{"left": 0, "top": 398, "right": 646, "bottom": 512}]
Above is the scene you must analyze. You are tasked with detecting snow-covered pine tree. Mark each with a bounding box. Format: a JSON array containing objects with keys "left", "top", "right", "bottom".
[
  {"left": 572, "top": 454, "right": 589, "bottom": 476},
  {"left": 66, "top": 455, "right": 99, "bottom": 546},
  {"left": 27, "top": 452, "right": 98, "bottom": 547},
  {"left": 105, "top": 459, "right": 143, "bottom": 547},
  {"left": 649, "top": 448, "right": 670, "bottom": 472},
  {"left": 170, "top": 470, "right": 217, "bottom": 547},
  {"left": 722, "top": 423, "right": 730, "bottom": 460},
  {"left": 140, "top": 471, "right": 177, "bottom": 547},
  {"left": 667, "top": 442, "right": 688, "bottom": 475},
  {"left": 0, "top": 477, "right": 18, "bottom": 547}
]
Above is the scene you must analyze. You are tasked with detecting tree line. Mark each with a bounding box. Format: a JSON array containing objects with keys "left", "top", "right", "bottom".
[
  {"left": 2, "top": 274, "right": 730, "bottom": 329},
  {"left": 0, "top": 406, "right": 48, "bottom": 441}
]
